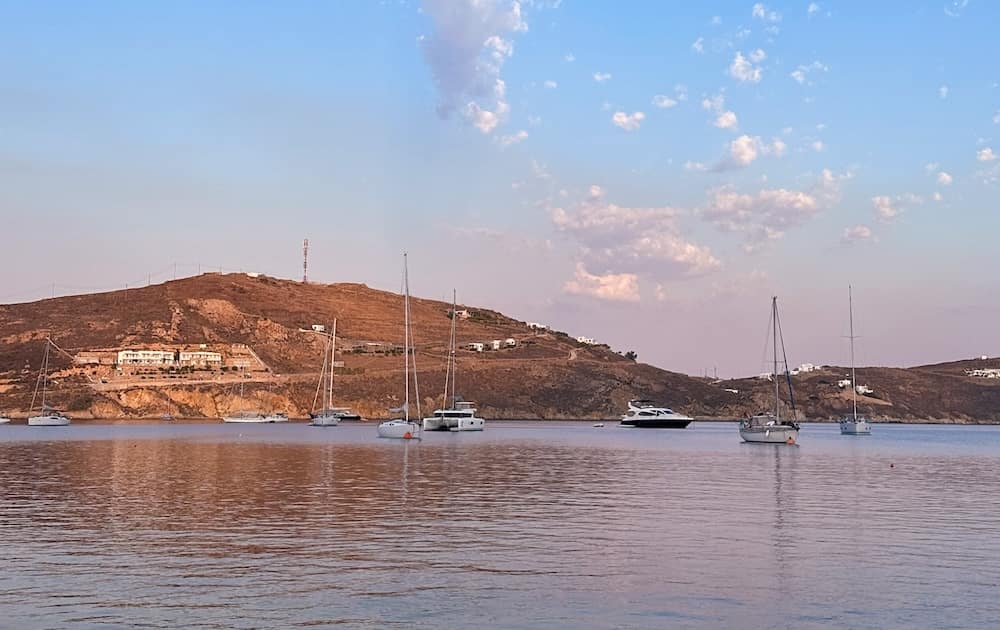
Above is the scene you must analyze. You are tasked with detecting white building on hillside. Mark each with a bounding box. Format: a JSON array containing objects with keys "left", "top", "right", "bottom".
[
  {"left": 118, "top": 350, "right": 175, "bottom": 366},
  {"left": 527, "top": 322, "right": 548, "bottom": 331},
  {"left": 504, "top": 338, "right": 517, "bottom": 347},
  {"left": 576, "top": 336, "right": 596, "bottom": 345},
  {"left": 179, "top": 351, "right": 222, "bottom": 367},
  {"left": 491, "top": 340, "right": 502, "bottom": 350},
  {"left": 467, "top": 342, "right": 484, "bottom": 352}
]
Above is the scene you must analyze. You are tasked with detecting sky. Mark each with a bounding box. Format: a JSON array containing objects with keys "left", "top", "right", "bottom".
[{"left": 2, "top": 0, "right": 998, "bottom": 377}]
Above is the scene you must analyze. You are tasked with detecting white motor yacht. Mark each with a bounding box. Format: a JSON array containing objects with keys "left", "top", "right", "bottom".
[
  {"left": 423, "top": 402, "right": 484, "bottom": 431},
  {"left": 620, "top": 400, "right": 693, "bottom": 428}
]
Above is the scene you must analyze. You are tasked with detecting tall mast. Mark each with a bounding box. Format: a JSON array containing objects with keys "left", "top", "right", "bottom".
[
  {"left": 450, "top": 289, "right": 457, "bottom": 409},
  {"left": 773, "top": 297, "right": 779, "bottom": 421},
  {"left": 849, "top": 285, "right": 858, "bottom": 421},
  {"left": 41, "top": 339, "right": 49, "bottom": 410},
  {"left": 329, "top": 319, "right": 337, "bottom": 411},
  {"left": 403, "top": 253, "right": 409, "bottom": 421}
]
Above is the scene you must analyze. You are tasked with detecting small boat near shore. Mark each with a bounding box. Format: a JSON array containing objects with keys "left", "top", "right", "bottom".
[
  {"left": 28, "top": 339, "right": 71, "bottom": 427},
  {"left": 311, "top": 319, "right": 343, "bottom": 427},
  {"left": 620, "top": 400, "right": 693, "bottom": 428},
  {"left": 422, "top": 290, "right": 485, "bottom": 432},
  {"left": 840, "top": 286, "right": 872, "bottom": 436},
  {"left": 222, "top": 379, "right": 288, "bottom": 423}
]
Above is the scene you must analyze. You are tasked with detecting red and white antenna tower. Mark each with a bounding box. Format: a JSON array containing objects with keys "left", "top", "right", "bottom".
[{"left": 302, "top": 238, "right": 309, "bottom": 283}]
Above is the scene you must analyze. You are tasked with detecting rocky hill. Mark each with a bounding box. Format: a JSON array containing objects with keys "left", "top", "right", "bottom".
[{"left": 1, "top": 273, "right": 997, "bottom": 422}]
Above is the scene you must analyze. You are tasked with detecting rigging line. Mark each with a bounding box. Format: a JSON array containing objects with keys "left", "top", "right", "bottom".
[
  {"left": 758, "top": 300, "right": 775, "bottom": 376},
  {"left": 775, "top": 305, "right": 797, "bottom": 415}
]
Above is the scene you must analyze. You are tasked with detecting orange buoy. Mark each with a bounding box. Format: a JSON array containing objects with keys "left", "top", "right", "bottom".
[
  {"left": 403, "top": 431, "right": 412, "bottom": 439},
  {"left": 786, "top": 436, "right": 796, "bottom": 445}
]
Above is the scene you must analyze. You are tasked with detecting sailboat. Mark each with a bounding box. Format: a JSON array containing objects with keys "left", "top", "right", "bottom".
[
  {"left": 28, "top": 338, "right": 71, "bottom": 426},
  {"left": 222, "top": 377, "right": 288, "bottom": 423},
  {"left": 739, "top": 297, "right": 800, "bottom": 444},
  {"left": 378, "top": 253, "right": 421, "bottom": 439},
  {"left": 840, "top": 286, "right": 872, "bottom": 435},
  {"left": 310, "top": 319, "right": 342, "bottom": 427},
  {"left": 422, "top": 290, "right": 485, "bottom": 432}
]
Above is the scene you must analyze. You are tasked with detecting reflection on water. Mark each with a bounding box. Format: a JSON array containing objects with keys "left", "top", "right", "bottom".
[{"left": 1, "top": 423, "right": 999, "bottom": 628}]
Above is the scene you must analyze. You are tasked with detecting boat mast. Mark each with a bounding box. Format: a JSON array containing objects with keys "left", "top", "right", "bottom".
[
  {"left": 849, "top": 285, "right": 858, "bottom": 421},
  {"left": 403, "top": 253, "right": 410, "bottom": 422},
  {"left": 329, "top": 318, "right": 337, "bottom": 411},
  {"left": 450, "top": 289, "right": 457, "bottom": 409},
  {"left": 773, "top": 297, "right": 779, "bottom": 422}
]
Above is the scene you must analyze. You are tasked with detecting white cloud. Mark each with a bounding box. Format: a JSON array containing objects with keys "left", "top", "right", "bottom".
[
  {"left": 752, "top": 3, "right": 782, "bottom": 21},
  {"left": 593, "top": 71, "right": 612, "bottom": 82},
  {"left": 701, "top": 186, "right": 819, "bottom": 247},
  {"left": 944, "top": 0, "right": 969, "bottom": 17},
  {"left": 714, "top": 110, "right": 738, "bottom": 129},
  {"left": 730, "top": 135, "right": 759, "bottom": 165},
  {"left": 652, "top": 94, "right": 678, "bottom": 108},
  {"left": 812, "top": 140, "right": 825, "bottom": 152},
  {"left": 937, "top": 171, "right": 953, "bottom": 185},
  {"left": 729, "top": 51, "right": 763, "bottom": 83},
  {"left": 841, "top": 225, "right": 873, "bottom": 244},
  {"left": 933, "top": 191, "right": 943, "bottom": 202},
  {"left": 749, "top": 48, "right": 767, "bottom": 63},
  {"left": 924, "top": 162, "right": 940, "bottom": 174},
  {"left": 872, "top": 195, "right": 901, "bottom": 222},
  {"left": 702, "top": 93, "right": 726, "bottom": 112},
  {"left": 420, "top": 0, "right": 527, "bottom": 134},
  {"left": 790, "top": 61, "right": 829, "bottom": 85},
  {"left": 691, "top": 37, "right": 705, "bottom": 53},
  {"left": 563, "top": 263, "right": 640, "bottom": 302},
  {"left": 768, "top": 137, "right": 787, "bottom": 157},
  {"left": 977, "top": 147, "right": 997, "bottom": 162},
  {"left": 543, "top": 79, "right": 557, "bottom": 89},
  {"left": 497, "top": 129, "right": 528, "bottom": 147},
  {"left": 611, "top": 111, "right": 645, "bottom": 131},
  {"left": 564, "top": 52, "right": 575, "bottom": 62},
  {"left": 674, "top": 84, "right": 689, "bottom": 101},
  {"left": 808, "top": 2, "right": 820, "bottom": 16},
  {"left": 552, "top": 187, "right": 722, "bottom": 297},
  {"left": 711, "top": 15, "right": 722, "bottom": 25},
  {"left": 939, "top": 85, "right": 949, "bottom": 99}
]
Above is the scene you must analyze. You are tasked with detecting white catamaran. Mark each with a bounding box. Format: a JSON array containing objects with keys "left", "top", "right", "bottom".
[
  {"left": 311, "top": 319, "right": 343, "bottom": 427},
  {"left": 28, "top": 338, "right": 71, "bottom": 426},
  {"left": 422, "top": 290, "right": 484, "bottom": 432},
  {"left": 378, "top": 253, "right": 421, "bottom": 439},
  {"left": 739, "top": 297, "right": 800, "bottom": 444},
  {"left": 840, "top": 285, "right": 872, "bottom": 435}
]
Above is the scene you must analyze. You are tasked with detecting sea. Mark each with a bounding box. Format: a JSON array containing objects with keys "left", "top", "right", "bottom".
[{"left": 1, "top": 421, "right": 998, "bottom": 629}]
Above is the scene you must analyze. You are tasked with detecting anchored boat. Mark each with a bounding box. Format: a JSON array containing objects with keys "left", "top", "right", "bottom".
[
  {"left": 620, "top": 400, "right": 693, "bottom": 428},
  {"left": 739, "top": 297, "right": 800, "bottom": 444}
]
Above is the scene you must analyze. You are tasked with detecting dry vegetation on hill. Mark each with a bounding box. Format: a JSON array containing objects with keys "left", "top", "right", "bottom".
[{"left": 1, "top": 273, "right": 998, "bottom": 422}]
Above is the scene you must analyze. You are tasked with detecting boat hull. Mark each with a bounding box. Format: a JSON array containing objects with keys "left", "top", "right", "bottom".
[
  {"left": 620, "top": 418, "right": 692, "bottom": 428},
  {"left": 28, "top": 414, "right": 71, "bottom": 426},
  {"left": 840, "top": 418, "right": 872, "bottom": 435},
  {"left": 378, "top": 420, "right": 420, "bottom": 439},
  {"left": 423, "top": 416, "right": 485, "bottom": 431},
  {"left": 740, "top": 425, "right": 799, "bottom": 444},
  {"left": 222, "top": 414, "right": 289, "bottom": 424},
  {"left": 0, "top": 417, "right": 11, "bottom": 425},
  {"left": 310, "top": 414, "right": 340, "bottom": 427}
]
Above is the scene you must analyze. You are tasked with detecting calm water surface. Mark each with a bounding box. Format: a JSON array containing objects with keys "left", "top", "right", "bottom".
[{"left": 1, "top": 421, "right": 999, "bottom": 629}]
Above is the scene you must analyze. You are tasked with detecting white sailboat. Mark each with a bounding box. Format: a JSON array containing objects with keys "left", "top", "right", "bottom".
[
  {"left": 840, "top": 286, "right": 872, "bottom": 435},
  {"left": 378, "top": 253, "right": 421, "bottom": 439},
  {"left": 422, "top": 290, "right": 485, "bottom": 432},
  {"left": 28, "top": 338, "right": 71, "bottom": 426},
  {"left": 222, "top": 378, "right": 288, "bottom": 423},
  {"left": 310, "top": 319, "right": 341, "bottom": 427},
  {"left": 739, "top": 297, "right": 800, "bottom": 444}
]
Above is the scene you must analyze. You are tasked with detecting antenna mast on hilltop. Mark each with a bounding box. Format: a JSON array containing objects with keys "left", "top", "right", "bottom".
[{"left": 302, "top": 238, "right": 309, "bottom": 283}]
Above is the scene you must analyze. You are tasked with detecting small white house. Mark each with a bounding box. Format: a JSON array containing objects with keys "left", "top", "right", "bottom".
[
  {"left": 467, "top": 342, "right": 485, "bottom": 352},
  {"left": 452, "top": 309, "right": 471, "bottom": 320},
  {"left": 490, "top": 340, "right": 502, "bottom": 351},
  {"left": 758, "top": 372, "right": 774, "bottom": 381},
  {"left": 527, "top": 322, "right": 548, "bottom": 331},
  {"left": 837, "top": 378, "right": 852, "bottom": 389},
  {"left": 576, "top": 336, "right": 596, "bottom": 345},
  {"left": 504, "top": 338, "right": 517, "bottom": 347},
  {"left": 311, "top": 324, "right": 326, "bottom": 332},
  {"left": 855, "top": 384, "right": 874, "bottom": 395}
]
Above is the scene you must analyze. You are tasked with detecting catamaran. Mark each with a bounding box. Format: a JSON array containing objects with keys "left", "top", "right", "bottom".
[
  {"left": 739, "top": 297, "right": 800, "bottom": 444},
  {"left": 840, "top": 286, "right": 872, "bottom": 435},
  {"left": 422, "top": 290, "right": 485, "bottom": 432},
  {"left": 378, "top": 253, "right": 421, "bottom": 439},
  {"left": 311, "top": 319, "right": 343, "bottom": 427},
  {"left": 222, "top": 379, "right": 288, "bottom": 423},
  {"left": 28, "top": 339, "right": 71, "bottom": 426}
]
